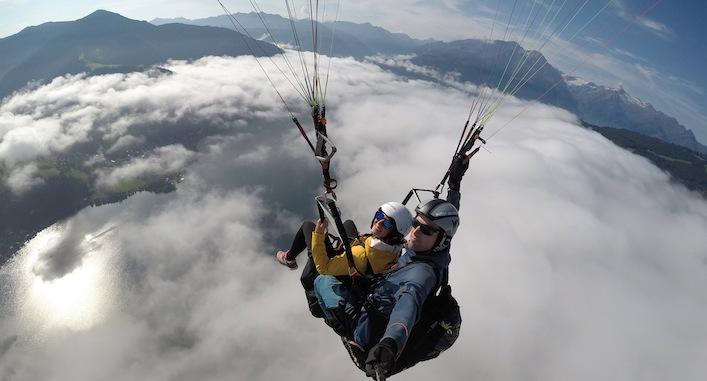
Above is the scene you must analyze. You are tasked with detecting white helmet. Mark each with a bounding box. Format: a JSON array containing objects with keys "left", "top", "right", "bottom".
[{"left": 378, "top": 201, "right": 413, "bottom": 237}]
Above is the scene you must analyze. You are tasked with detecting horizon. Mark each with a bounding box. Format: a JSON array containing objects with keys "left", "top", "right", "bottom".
[{"left": 1, "top": 1, "right": 705, "bottom": 147}]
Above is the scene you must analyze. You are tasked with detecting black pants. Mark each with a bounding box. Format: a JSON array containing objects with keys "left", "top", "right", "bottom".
[{"left": 290, "top": 220, "right": 359, "bottom": 318}]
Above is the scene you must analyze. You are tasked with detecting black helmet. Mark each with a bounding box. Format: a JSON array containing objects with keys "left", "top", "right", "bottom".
[{"left": 415, "top": 199, "right": 459, "bottom": 252}]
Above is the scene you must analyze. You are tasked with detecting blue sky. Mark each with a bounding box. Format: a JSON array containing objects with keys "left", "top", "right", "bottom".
[{"left": 1, "top": 0, "right": 706, "bottom": 144}]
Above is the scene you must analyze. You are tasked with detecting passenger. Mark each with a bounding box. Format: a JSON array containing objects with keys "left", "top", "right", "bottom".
[
  {"left": 274, "top": 202, "right": 412, "bottom": 318},
  {"left": 310, "top": 202, "right": 413, "bottom": 276},
  {"left": 311, "top": 202, "right": 413, "bottom": 338}
]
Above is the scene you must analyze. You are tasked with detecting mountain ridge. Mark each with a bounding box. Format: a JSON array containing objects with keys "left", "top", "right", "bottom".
[
  {"left": 0, "top": 10, "right": 280, "bottom": 100},
  {"left": 409, "top": 38, "right": 579, "bottom": 114},
  {"left": 1, "top": 10, "right": 704, "bottom": 153},
  {"left": 150, "top": 12, "right": 430, "bottom": 57},
  {"left": 567, "top": 76, "right": 707, "bottom": 154}
]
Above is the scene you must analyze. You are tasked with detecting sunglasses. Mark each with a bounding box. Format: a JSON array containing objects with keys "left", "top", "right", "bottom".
[
  {"left": 411, "top": 219, "right": 439, "bottom": 236},
  {"left": 374, "top": 210, "right": 395, "bottom": 230}
]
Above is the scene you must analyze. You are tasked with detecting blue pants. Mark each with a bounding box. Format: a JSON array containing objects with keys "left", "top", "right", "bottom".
[
  {"left": 314, "top": 275, "right": 370, "bottom": 346},
  {"left": 314, "top": 275, "right": 350, "bottom": 309}
]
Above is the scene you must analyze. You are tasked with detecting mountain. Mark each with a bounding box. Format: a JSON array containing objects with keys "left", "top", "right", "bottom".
[
  {"left": 406, "top": 39, "right": 578, "bottom": 113},
  {"left": 0, "top": 10, "right": 279, "bottom": 100},
  {"left": 584, "top": 122, "right": 707, "bottom": 196},
  {"left": 326, "top": 21, "right": 431, "bottom": 54},
  {"left": 151, "top": 13, "right": 430, "bottom": 57},
  {"left": 156, "top": 12, "right": 573, "bottom": 108},
  {"left": 154, "top": 12, "right": 705, "bottom": 154},
  {"left": 6, "top": 10, "right": 701, "bottom": 154},
  {"left": 152, "top": 13, "right": 370, "bottom": 57},
  {"left": 404, "top": 40, "right": 705, "bottom": 153},
  {"left": 568, "top": 76, "right": 707, "bottom": 154}
]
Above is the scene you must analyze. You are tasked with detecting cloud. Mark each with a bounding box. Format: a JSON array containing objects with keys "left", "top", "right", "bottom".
[
  {"left": 0, "top": 178, "right": 347, "bottom": 380},
  {"left": 5, "top": 163, "right": 43, "bottom": 194},
  {"left": 1, "top": 53, "right": 707, "bottom": 381},
  {"left": 612, "top": 47, "right": 649, "bottom": 63},
  {"left": 106, "top": 135, "right": 146, "bottom": 154},
  {"left": 611, "top": 0, "right": 674, "bottom": 40},
  {"left": 0, "top": 55, "right": 299, "bottom": 193},
  {"left": 95, "top": 144, "right": 195, "bottom": 189},
  {"left": 635, "top": 15, "right": 672, "bottom": 38}
]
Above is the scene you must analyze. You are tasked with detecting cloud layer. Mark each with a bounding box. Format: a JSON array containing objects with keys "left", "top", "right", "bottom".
[
  {"left": 95, "top": 144, "right": 194, "bottom": 189},
  {"left": 0, "top": 56, "right": 294, "bottom": 194},
  {"left": 1, "top": 53, "right": 706, "bottom": 381}
]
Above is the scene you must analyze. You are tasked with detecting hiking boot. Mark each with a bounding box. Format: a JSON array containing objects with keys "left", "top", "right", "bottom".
[
  {"left": 306, "top": 291, "right": 325, "bottom": 318},
  {"left": 275, "top": 250, "right": 298, "bottom": 270},
  {"left": 324, "top": 302, "right": 351, "bottom": 337}
]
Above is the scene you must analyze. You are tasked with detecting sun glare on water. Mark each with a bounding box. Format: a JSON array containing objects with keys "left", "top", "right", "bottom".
[{"left": 9, "top": 224, "right": 120, "bottom": 334}]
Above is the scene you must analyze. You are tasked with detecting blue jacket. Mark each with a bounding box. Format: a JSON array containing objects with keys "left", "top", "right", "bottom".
[{"left": 353, "top": 190, "right": 460, "bottom": 354}]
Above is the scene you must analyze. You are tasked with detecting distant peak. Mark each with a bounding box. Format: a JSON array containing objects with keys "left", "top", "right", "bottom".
[
  {"left": 570, "top": 76, "right": 652, "bottom": 108},
  {"left": 80, "top": 9, "right": 130, "bottom": 21}
]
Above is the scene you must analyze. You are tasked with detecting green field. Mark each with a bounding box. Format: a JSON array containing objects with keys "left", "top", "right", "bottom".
[{"left": 111, "top": 178, "right": 147, "bottom": 194}]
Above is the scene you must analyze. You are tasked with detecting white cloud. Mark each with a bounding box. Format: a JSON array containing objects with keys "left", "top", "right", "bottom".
[
  {"left": 0, "top": 184, "right": 339, "bottom": 380},
  {"left": 611, "top": 0, "right": 674, "bottom": 40},
  {"left": 635, "top": 15, "right": 672, "bottom": 38},
  {"left": 96, "top": 144, "right": 195, "bottom": 189},
  {"left": 106, "top": 134, "right": 146, "bottom": 154},
  {"left": 0, "top": 113, "right": 82, "bottom": 167},
  {"left": 5, "top": 162, "right": 43, "bottom": 194},
  {"left": 612, "top": 47, "right": 648, "bottom": 63},
  {"left": 1, "top": 53, "right": 706, "bottom": 381},
  {"left": 0, "top": 56, "right": 297, "bottom": 160},
  {"left": 0, "top": 55, "right": 302, "bottom": 193},
  {"left": 366, "top": 54, "right": 463, "bottom": 83}
]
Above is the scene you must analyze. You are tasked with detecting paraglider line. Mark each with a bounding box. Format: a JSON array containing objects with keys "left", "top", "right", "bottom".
[{"left": 486, "top": 0, "right": 666, "bottom": 141}]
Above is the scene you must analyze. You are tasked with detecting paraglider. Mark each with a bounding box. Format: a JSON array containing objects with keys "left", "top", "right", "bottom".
[
  {"left": 216, "top": 0, "right": 662, "bottom": 378},
  {"left": 210, "top": 0, "right": 513, "bottom": 378}
]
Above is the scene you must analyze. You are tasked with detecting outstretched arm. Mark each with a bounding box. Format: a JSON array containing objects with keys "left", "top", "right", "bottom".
[
  {"left": 446, "top": 153, "right": 469, "bottom": 210},
  {"left": 364, "top": 264, "right": 437, "bottom": 375},
  {"left": 446, "top": 188, "right": 460, "bottom": 211},
  {"left": 383, "top": 265, "right": 436, "bottom": 353}
]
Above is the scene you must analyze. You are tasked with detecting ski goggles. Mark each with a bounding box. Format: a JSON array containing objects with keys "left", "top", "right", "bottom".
[
  {"left": 374, "top": 210, "right": 395, "bottom": 230},
  {"left": 411, "top": 219, "right": 440, "bottom": 236}
]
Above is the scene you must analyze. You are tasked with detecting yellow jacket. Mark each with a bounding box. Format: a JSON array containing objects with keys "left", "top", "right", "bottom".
[{"left": 311, "top": 232, "right": 403, "bottom": 276}]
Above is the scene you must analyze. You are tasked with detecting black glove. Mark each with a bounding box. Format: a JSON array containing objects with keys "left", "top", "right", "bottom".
[
  {"left": 448, "top": 154, "right": 470, "bottom": 191},
  {"left": 365, "top": 337, "right": 398, "bottom": 378}
]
